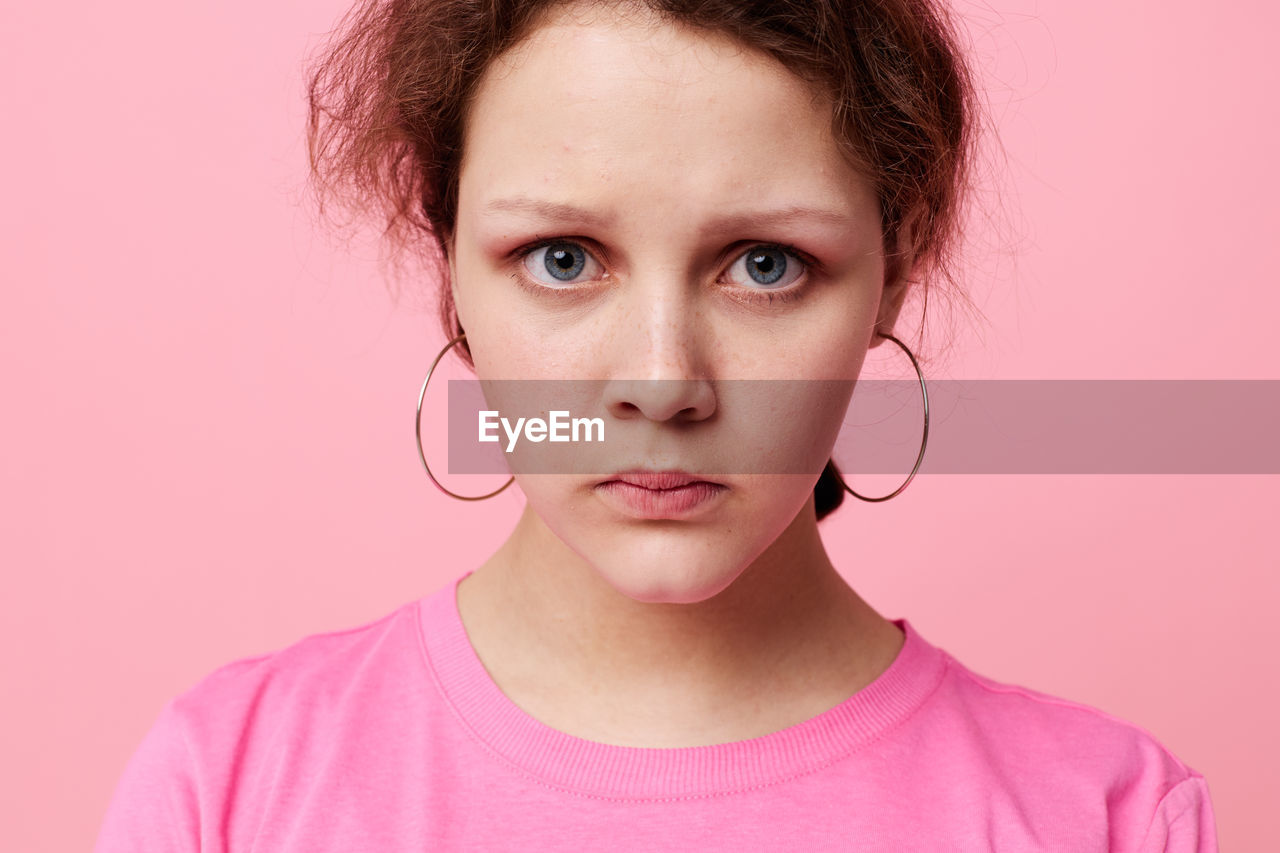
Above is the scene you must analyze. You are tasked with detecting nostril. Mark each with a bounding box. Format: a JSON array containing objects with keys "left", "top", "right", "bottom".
[{"left": 603, "top": 378, "right": 718, "bottom": 424}]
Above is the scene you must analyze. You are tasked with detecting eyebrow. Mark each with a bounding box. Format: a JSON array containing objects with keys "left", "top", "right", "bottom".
[{"left": 479, "top": 196, "right": 854, "bottom": 235}]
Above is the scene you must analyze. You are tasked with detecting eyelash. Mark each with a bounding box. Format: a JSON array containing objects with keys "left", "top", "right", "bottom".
[{"left": 507, "top": 236, "right": 818, "bottom": 306}]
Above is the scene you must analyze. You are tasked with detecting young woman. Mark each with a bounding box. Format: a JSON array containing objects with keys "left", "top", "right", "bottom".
[{"left": 95, "top": 0, "right": 1219, "bottom": 849}]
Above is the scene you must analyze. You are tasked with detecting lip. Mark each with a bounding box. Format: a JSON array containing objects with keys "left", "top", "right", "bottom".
[
  {"left": 594, "top": 469, "right": 727, "bottom": 519},
  {"left": 606, "top": 469, "right": 721, "bottom": 489}
]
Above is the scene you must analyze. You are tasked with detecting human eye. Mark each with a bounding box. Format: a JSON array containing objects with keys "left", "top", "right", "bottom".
[
  {"left": 722, "top": 243, "right": 813, "bottom": 303},
  {"left": 515, "top": 238, "right": 607, "bottom": 291}
]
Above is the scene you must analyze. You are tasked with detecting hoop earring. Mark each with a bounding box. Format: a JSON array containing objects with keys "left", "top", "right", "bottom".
[
  {"left": 834, "top": 331, "right": 930, "bottom": 502},
  {"left": 415, "top": 333, "right": 515, "bottom": 501}
]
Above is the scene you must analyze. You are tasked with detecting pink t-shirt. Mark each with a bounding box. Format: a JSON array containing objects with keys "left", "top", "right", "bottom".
[{"left": 94, "top": 570, "right": 1219, "bottom": 851}]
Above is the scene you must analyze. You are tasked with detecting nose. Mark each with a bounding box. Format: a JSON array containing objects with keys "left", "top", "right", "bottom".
[
  {"left": 601, "top": 280, "right": 717, "bottom": 425},
  {"left": 604, "top": 377, "right": 716, "bottom": 423}
]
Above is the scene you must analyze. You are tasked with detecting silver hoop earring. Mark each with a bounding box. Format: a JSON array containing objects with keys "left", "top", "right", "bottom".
[
  {"left": 415, "top": 333, "right": 515, "bottom": 501},
  {"left": 835, "top": 332, "right": 930, "bottom": 502}
]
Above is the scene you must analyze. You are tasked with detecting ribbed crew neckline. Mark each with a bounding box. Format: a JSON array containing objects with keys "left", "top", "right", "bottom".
[{"left": 416, "top": 569, "right": 949, "bottom": 801}]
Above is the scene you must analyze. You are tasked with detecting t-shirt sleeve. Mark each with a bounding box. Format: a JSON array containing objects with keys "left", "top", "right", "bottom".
[
  {"left": 1137, "top": 774, "right": 1220, "bottom": 852},
  {"left": 92, "top": 699, "right": 201, "bottom": 852}
]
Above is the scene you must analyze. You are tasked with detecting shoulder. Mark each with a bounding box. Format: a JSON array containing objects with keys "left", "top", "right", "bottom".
[
  {"left": 168, "top": 597, "right": 424, "bottom": 738},
  {"left": 939, "top": 651, "right": 1196, "bottom": 780},
  {"left": 923, "top": 645, "right": 1218, "bottom": 850},
  {"left": 169, "top": 599, "right": 441, "bottom": 796},
  {"left": 95, "top": 597, "right": 430, "bottom": 851}
]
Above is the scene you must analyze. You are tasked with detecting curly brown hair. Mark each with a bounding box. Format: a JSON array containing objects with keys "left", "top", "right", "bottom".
[{"left": 303, "top": 0, "right": 988, "bottom": 520}]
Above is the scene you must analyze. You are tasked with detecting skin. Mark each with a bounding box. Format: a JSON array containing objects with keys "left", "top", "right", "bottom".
[{"left": 445, "top": 1, "right": 912, "bottom": 747}]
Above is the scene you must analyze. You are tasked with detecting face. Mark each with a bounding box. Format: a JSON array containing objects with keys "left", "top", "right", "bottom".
[{"left": 447, "top": 1, "right": 904, "bottom": 604}]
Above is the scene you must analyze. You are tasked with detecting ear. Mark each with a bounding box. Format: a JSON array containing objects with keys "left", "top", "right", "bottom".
[
  {"left": 872, "top": 214, "right": 919, "bottom": 347},
  {"left": 873, "top": 277, "right": 911, "bottom": 346},
  {"left": 442, "top": 229, "right": 464, "bottom": 332}
]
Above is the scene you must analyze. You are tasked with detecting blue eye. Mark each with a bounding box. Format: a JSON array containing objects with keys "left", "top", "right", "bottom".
[
  {"left": 513, "top": 237, "right": 811, "bottom": 304},
  {"left": 727, "top": 244, "right": 805, "bottom": 289},
  {"left": 522, "top": 241, "right": 602, "bottom": 285}
]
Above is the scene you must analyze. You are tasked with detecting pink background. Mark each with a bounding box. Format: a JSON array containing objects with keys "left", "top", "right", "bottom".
[{"left": 2, "top": 1, "right": 1275, "bottom": 849}]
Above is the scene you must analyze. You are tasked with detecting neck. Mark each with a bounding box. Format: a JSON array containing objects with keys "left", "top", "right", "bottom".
[{"left": 455, "top": 498, "right": 900, "bottom": 746}]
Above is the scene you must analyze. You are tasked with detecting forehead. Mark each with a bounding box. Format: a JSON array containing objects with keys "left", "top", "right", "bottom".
[{"left": 458, "top": 3, "right": 877, "bottom": 233}]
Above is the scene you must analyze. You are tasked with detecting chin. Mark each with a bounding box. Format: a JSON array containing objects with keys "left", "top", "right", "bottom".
[
  {"left": 601, "top": 568, "right": 742, "bottom": 601},
  {"left": 593, "top": 558, "right": 744, "bottom": 605},
  {"left": 523, "top": 479, "right": 814, "bottom": 604}
]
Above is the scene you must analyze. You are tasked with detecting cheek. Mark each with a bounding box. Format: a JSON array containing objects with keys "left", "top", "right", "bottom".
[
  {"left": 795, "top": 300, "right": 878, "bottom": 378},
  {"left": 472, "top": 332, "right": 537, "bottom": 378},
  {"left": 459, "top": 295, "right": 545, "bottom": 377}
]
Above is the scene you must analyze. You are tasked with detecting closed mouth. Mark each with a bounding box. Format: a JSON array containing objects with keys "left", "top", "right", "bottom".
[{"left": 602, "top": 469, "right": 722, "bottom": 490}]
